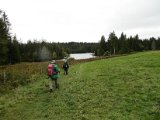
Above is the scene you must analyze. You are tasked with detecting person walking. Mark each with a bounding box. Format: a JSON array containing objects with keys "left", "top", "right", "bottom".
[
  {"left": 63, "top": 60, "right": 69, "bottom": 75},
  {"left": 47, "top": 60, "right": 60, "bottom": 92}
]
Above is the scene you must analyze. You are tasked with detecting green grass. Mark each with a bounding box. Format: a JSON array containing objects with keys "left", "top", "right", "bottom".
[{"left": 0, "top": 51, "right": 160, "bottom": 120}]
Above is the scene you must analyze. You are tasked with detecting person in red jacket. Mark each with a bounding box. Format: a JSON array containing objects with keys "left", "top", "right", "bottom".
[{"left": 47, "top": 60, "right": 60, "bottom": 92}]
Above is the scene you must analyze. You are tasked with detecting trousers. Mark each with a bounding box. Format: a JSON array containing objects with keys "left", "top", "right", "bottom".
[
  {"left": 64, "top": 69, "right": 68, "bottom": 75},
  {"left": 49, "top": 78, "right": 59, "bottom": 90}
]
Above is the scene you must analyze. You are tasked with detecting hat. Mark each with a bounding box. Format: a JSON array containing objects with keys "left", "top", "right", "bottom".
[{"left": 51, "top": 60, "right": 55, "bottom": 64}]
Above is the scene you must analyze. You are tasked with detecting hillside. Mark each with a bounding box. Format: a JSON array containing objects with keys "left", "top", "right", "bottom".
[{"left": 0, "top": 51, "right": 160, "bottom": 120}]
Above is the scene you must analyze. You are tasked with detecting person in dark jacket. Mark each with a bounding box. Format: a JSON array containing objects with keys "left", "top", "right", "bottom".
[{"left": 63, "top": 60, "right": 69, "bottom": 75}]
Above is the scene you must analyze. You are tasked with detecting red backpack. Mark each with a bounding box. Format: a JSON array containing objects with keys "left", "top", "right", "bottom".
[{"left": 47, "top": 64, "right": 55, "bottom": 76}]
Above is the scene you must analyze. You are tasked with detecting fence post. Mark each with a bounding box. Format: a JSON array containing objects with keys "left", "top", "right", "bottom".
[
  {"left": 41, "top": 67, "right": 42, "bottom": 74},
  {"left": 3, "top": 71, "right": 6, "bottom": 84}
]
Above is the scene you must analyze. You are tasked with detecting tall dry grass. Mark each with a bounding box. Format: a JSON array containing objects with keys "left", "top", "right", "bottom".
[{"left": 0, "top": 55, "right": 122, "bottom": 93}]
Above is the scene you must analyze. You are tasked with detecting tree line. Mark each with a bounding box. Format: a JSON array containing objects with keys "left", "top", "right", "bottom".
[
  {"left": 1, "top": 9, "right": 160, "bottom": 65},
  {"left": 96, "top": 31, "right": 160, "bottom": 56},
  {"left": 0, "top": 10, "right": 97, "bottom": 65},
  {"left": 60, "top": 42, "right": 97, "bottom": 53},
  {"left": 18, "top": 41, "right": 97, "bottom": 62},
  {"left": 0, "top": 10, "right": 68, "bottom": 65}
]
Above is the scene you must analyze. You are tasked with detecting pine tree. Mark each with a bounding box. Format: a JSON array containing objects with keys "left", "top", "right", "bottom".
[
  {"left": 151, "top": 37, "right": 156, "bottom": 50},
  {"left": 108, "top": 31, "right": 118, "bottom": 55},
  {"left": 11, "top": 36, "right": 20, "bottom": 63},
  {"left": 99, "top": 35, "right": 106, "bottom": 56},
  {"left": 119, "top": 32, "right": 128, "bottom": 53},
  {"left": 0, "top": 10, "right": 11, "bottom": 65}
]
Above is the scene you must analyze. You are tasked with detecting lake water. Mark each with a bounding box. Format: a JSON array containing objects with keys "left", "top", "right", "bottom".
[{"left": 70, "top": 53, "right": 95, "bottom": 60}]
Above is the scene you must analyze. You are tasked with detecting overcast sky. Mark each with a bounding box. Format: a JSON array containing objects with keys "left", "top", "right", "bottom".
[{"left": 1, "top": 0, "right": 160, "bottom": 43}]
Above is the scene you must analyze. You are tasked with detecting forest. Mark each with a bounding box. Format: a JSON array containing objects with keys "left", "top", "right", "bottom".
[
  {"left": 0, "top": 9, "right": 160, "bottom": 65},
  {"left": 95, "top": 32, "right": 160, "bottom": 56}
]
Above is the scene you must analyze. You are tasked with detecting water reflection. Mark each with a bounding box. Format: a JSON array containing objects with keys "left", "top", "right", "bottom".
[{"left": 70, "top": 53, "right": 95, "bottom": 60}]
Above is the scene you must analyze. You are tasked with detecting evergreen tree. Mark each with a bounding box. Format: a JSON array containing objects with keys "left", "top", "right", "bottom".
[
  {"left": 11, "top": 36, "right": 20, "bottom": 63},
  {"left": 108, "top": 31, "right": 118, "bottom": 55},
  {"left": 119, "top": 32, "right": 128, "bottom": 53},
  {"left": 98, "top": 35, "right": 106, "bottom": 56},
  {"left": 150, "top": 37, "right": 156, "bottom": 50},
  {"left": 143, "top": 39, "right": 150, "bottom": 50},
  {"left": 157, "top": 37, "right": 160, "bottom": 50},
  {"left": 0, "top": 10, "right": 11, "bottom": 65}
]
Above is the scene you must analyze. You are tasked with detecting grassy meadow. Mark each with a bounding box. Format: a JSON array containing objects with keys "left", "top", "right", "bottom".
[{"left": 0, "top": 51, "right": 160, "bottom": 120}]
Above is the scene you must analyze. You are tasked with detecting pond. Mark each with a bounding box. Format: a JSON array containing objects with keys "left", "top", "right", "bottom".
[{"left": 70, "top": 53, "right": 95, "bottom": 60}]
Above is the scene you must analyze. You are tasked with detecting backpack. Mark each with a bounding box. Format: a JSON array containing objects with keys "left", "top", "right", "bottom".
[{"left": 47, "top": 64, "right": 56, "bottom": 76}]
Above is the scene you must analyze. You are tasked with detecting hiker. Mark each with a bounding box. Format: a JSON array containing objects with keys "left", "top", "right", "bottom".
[
  {"left": 63, "top": 59, "right": 69, "bottom": 75},
  {"left": 47, "top": 60, "right": 60, "bottom": 92}
]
